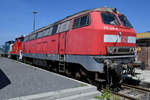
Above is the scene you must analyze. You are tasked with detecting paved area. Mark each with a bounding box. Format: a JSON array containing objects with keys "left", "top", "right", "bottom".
[{"left": 0, "top": 57, "right": 82, "bottom": 100}]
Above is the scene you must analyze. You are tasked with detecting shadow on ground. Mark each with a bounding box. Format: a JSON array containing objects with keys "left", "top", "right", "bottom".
[{"left": 0, "top": 69, "right": 11, "bottom": 89}]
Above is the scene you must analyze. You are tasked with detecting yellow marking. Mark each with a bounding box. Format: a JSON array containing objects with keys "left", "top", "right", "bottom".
[{"left": 137, "top": 32, "right": 150, "bottom": 39}]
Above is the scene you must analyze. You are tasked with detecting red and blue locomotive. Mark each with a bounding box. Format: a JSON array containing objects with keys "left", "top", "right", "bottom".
[{"left": 12, "top": 7, "right": 136, "bottom": 85}]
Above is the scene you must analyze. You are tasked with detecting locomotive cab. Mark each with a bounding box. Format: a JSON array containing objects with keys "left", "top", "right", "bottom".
[
  {"left": 9, "top": 36, "right": 24, "bottom": 60},
  {"left": 92, "top": 8, "right": 136, "bottom": 84}
]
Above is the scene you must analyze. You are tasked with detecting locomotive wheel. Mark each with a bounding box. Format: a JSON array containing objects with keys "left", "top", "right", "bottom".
[
  {"left": 49, "top": 62, "right": 58, "bottom": 73},
  {"left": 52, "top": 66, "right": 58, "bottom": 73},
  {"left": 75, "top": 72, "right": 81, "bottom": 80},
  {"left": 79, "top": 68, "right": 93, "bottom": 84},
  {"left": 65, "top": 67, "right": 72, "bottom": 77},
  {"left": 22, "top": 57, "right": 25, "bottom": 63},
  {"left": 86, "top": 77, "right": 93, "bottom": 84}
]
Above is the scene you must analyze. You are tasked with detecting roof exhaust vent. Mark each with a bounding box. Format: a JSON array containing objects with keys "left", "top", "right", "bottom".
[{"left": 112, "top": 8, "right": 117, "bottom": 13}]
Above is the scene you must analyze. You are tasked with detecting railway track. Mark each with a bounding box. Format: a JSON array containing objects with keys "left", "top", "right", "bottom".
[{"left": 112, "top": 83, "right": 150, "bottom": 100}]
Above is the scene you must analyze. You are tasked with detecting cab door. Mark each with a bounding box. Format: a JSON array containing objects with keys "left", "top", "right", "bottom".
[
  {"left": 58, "top": 20, "right": 71, "bottom": 55},
  {"left": 59, "top": 32, "right": 67, "bottom": 54}
]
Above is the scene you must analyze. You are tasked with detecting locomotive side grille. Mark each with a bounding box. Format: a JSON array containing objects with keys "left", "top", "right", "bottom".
[
  {"left": 118, "top": 48, "right": 130, "bottom": 52},
  {"left": 107, "top": 47, "right": 135, "bottom": 55}
]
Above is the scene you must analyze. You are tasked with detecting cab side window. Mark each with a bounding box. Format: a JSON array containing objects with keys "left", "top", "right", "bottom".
[
  {"left": 101, "top": 13, "right": 120, "bottom": 26},
  {"left": 72, "top": 15, "right": 90, "bottom": 29}
]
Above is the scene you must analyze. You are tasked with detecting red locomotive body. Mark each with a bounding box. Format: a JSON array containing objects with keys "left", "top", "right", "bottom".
[
  {"left": 22, "top": 7, "right": 136, "bottom": 84},
  {"left": 10, "top": 36, "right": 24, "bottom": 59}
]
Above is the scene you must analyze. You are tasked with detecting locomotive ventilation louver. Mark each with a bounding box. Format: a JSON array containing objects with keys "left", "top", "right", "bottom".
[{"left": 107, "top": 47, "right": 135, "bottom": 55}]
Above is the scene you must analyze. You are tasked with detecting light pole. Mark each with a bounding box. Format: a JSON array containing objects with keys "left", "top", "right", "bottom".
[{"left": 32, "top": 11, "right": 38, "bottom": 31}]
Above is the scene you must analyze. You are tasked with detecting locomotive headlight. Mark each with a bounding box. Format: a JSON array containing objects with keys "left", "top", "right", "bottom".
[
  {"left": 132, "top": 48, "right": 135, "bottom": 53},
  {"left": 107, "top": 47, "right": 113, "bottom": 54},
  {"left": 130, "top": 48, "right": 133, "bottom": 53},
  {"left": 113, "top": 48, "right": 117, "bottom": 53},
  {"left": 133, "top": 48, "right": 136, "bottom": 53},
  {"left": 130, "top": 48, "right": 134, "bottom": 53},
  {"left": 132, "top": 48, "right": 135, "bottom": 52},
  {"left": 130, "top": 47, "right": 134, "bottom": 53},
  {"left": 107, "top": 47, "right": 118, "bottom": 54}
]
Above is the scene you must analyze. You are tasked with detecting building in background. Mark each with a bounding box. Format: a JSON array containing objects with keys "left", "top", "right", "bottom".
[{"left": 136, "top": 32, "right": 150, "bottom": 69}]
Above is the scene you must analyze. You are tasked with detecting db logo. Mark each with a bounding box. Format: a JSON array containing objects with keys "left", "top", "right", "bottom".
[{"left": 121, "top": 36, "right": 128, "bottom": 43}]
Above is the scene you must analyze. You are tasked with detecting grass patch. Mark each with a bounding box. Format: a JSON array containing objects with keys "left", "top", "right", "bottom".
[
  {"left": 74, "top": 86, "right": 79, "bottom": 88},
  {"left": 95, "top": 86, "right": 112, "bottom": 100},
  {"left": 80, "top": 83, "right": 87, "bottom": 87},
  {"left": 95, "top": 95, "right": 103, "bottom": 100}
]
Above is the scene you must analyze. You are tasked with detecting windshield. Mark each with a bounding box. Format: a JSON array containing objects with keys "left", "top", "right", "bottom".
[
  {"left": 119, "top": 15, "right": 133, "bottom": 28},
  {"left": 101, "top": 13, "right": 120, "bottom": 26}
]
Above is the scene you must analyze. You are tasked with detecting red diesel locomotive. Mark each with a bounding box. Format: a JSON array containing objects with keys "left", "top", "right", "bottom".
[
  {"left": 21, "top": 7, "right": 136, "bottom": 85},
  {"left": 9, "top": 36, "right": 24, "bottom": 59}
]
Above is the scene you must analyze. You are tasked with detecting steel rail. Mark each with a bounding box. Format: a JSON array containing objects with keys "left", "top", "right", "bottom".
[
  {"left": 112, "top": 91, "right": 138, "bottom": 100},
  {"left": 122, "top": 83, "right": 150, "bottom": 93}
]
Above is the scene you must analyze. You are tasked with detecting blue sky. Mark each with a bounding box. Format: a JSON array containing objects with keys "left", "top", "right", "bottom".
[{"left": 0, "top": 0, "right": 149, "bottom": 45}]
